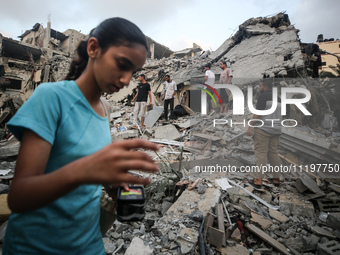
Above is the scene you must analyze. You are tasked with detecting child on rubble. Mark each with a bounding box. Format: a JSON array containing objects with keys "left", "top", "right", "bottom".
[{"left": 3, "top": 17, "right": 159, "bottom": 255}]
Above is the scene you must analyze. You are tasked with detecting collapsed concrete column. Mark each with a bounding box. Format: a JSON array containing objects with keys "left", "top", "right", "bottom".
[{"left": 149, "top": 42, "right": 155, "bottom": 60}]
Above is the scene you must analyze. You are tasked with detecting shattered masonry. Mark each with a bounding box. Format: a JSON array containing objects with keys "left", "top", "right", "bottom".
[{"left": 1, "top": 12, "right": 340, "bottom": 255}]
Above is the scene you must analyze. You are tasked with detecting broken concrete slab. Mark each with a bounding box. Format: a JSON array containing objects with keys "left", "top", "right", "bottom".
[
  {"left": 178, "top": 118, "right": 199, "bottom": 129},
  {"left": 294, "top": 178, "right": 309, "bottom": 193},
  {"left": 311, "top": 226, "right": 337, "bottom": 239},
  {"left": 300, "top": 175, "right": 325, "bottom": 194},
  {"left": 156, "top": 188, "right": 220, "bottom": 236},
  {"left": 269, "top": 208, "right": 289, "bottom": 223},
  {"left": 144, "top": 106, "right": 163, "bottom": 127},
  {"left": 154, "top": 124, "right": 181, "bottom": 140},
  {"left": 175, "top": 227, "right": 199, "bottom": 254},
  {"left": 222, "top": 245, "right": 251, "bottom": 255},
  {"left": 124, "top": 237, "right": 153, "bottom": 255},
  {"left": 109, "top": 111, "right": 121, "bottom": 119},
  {"left": 279, "top": 193, "right": 314, "bottom": 218},
  {"left": 245, "top": 201, "right": 271, "bottom": 220},
  {"left": 102, "top": 237, "right": 116, "bottom": 254},
  {"left": 0, "top": 140, "right": 20, "bottom": 159},
  {"left": 329, "top": 183, "right": 340, "bottom": 194},
  {"left": 192, "top": 132, "right": 221, "bottom": 142},
  {"left": 250, "top": 212, "right": 273, "bottom": 230},
  {"left": 245, "top": 23, "right": 276, "bottom": 35},
  {"left": 149, "top": 139, "right": 184, "bottom": 147},
  {"left": 230, "top": 227, "right": 242, "bottom": 242},
  {"left": 326, "top": 213, "right": 340, "bottom": 231}
]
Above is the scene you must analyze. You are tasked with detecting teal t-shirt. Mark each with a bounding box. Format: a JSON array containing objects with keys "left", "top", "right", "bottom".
[{"left": 3, "top": 81, "right": 110, "bottom": 255}]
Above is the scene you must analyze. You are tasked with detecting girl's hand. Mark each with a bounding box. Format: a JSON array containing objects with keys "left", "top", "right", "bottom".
[{"left": 79, "top": 139, "right": 159, "bottom": 186}]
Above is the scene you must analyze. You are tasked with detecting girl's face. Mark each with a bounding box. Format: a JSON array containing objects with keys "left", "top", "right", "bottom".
[{"left": 93, "top": 44, "right": 147, "bottom": 94}]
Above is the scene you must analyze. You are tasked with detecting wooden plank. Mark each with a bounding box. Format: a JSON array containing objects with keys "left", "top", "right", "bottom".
[
  {"left": 207, "top": 226, "right": 224, "bottom": 249},
  {"left": 203, "top": 212, "right": 214, "bottom": 243},
  {"left": 216, "top": 203, "right": 226, "bottom": 246},
  {"left": 245, "top": 223, "right": 291, "bottom": 255}
]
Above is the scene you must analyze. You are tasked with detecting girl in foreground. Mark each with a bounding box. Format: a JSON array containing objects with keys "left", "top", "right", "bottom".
[{"left": 3, "top": 17, "right": 159, "bottom": 254}]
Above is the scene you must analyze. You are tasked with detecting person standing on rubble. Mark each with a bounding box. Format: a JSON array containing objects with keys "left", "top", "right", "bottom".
[
  {"left": 219, "top": 61, "right": 233, "bottom": 113},
  {"left": 246, "top": 79, "right": 281, "bottom": 188},
  {"left": 162, "top": 74, "right": 177, "bottom": 121},
  {"left": 3, "top": 18, "right": 159, "bottom": 255},
  {"left": 204, "top": 64, "right": 216, "bottom": 113},
  {"left": 131, "top": 74, "right": 152, "bottom": 127}
]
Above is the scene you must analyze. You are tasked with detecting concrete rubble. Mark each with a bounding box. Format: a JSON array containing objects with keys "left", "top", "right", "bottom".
[{"left": 1, "top": 12, "right": 340, "bottom": 255}]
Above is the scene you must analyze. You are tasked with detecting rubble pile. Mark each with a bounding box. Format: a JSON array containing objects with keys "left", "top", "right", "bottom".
[{"left": 1, "top": 12, "right": 340, "bottom": 255}]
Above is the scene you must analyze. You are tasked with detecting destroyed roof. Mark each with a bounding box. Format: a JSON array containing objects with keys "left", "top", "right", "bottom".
[
  {"left": 173, "top": 46, "right": 202, "bottom": 56},
  {"left": 0, "top": 35, "right": 42, "bottom": 61},
  {"left": 19, "top": 23, "right": 68, "bottom": 41},
  {"left": 50, "top": 29, "right": 68, "bottom": 41},
  {"left": 145, "top": 35, "right": 173, "bottom": 59},
  {"left": 18, "top": 23, "right": 41, "bottom": 39}
]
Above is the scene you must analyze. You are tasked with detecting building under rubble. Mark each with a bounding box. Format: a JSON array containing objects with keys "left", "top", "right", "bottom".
[{"left": 1, "top": 12, "right": 340, "bottom": 255}]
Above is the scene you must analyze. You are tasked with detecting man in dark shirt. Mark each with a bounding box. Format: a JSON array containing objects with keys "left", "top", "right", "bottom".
[
  {"left": 132, "top": 74, "right": 152, "bottom": 127},
  {"left": 246, "top": 79, "right": 282, "bottom": 187}
]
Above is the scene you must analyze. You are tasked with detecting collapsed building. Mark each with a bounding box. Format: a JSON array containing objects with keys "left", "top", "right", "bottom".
[{"left": 1, "top": 12, "right": 340, "bottom": 255}]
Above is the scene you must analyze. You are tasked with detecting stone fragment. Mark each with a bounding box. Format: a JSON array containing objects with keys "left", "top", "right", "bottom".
[
  {"left": 168, "top": 231, "right": 176, "bottom": 241},
  {"left": 197, "top": 182, "right": 206, "bottom": 194},
  {"left": 251, "top": 212, "right": 273, "bottom": 230},
  {"left": 190, "top": 210, "right": 203, "bottom": 222},
  {"left": 231, "top": 228, "right": 242, "bottom": 242},
  {"left": 162, "top": 201, "right": 173, "bottom": 215},
  {"left": 269, "top": 208, "right": 289, "bottom": 223},
  {"left": 311, "top": 226, "right": 337, "bottom": 239},
  {"left": 124, "top": 237, "right": 153, "bottom": 255},
  {"left": 115, "top": 222, "right": 130, "bottom": 233},
  {"left": 103, "top": 237, "right": 116, "bottom": 254},
  {"left": 327, "top": 213, "right": 340, "bottom": 231},
  {"left": 144, "top": 106, "right": 163, "bottom": 127},
  {"left": 155, "top": 124, "right": 181, "bottom": 140},
  {"left": 223, "top": 245, "right": 250, "bottom": 254},
  {"left": 279, "top": 194, "right": 314, "bottom": 218},
  {"left": 175, "top": 227, "right": 199, "bottom": 254},
  {"left": 0, "top": 184, "right": 9, "bottom": 194}
]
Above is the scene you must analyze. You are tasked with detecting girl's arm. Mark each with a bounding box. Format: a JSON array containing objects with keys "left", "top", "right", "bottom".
[{"left": 8, "top": 129, "right": 159, "bottom": 213}]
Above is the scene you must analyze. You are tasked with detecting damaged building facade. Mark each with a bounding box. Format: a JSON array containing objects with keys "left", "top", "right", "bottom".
[{"left": 1, "top": 12, "right": 340, "bottom": 255}]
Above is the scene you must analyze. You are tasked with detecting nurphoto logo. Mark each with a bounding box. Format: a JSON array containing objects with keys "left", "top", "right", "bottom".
[{"left": 201, "top": 84, "right": 311, "bottom": 116}]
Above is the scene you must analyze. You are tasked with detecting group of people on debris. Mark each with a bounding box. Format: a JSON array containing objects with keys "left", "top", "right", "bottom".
[
  {"left": 2, "top": 17, "right": 282, "bottom": 255},
  {"left": 132, "top": 60, "right": 234, "bottom": 128}
]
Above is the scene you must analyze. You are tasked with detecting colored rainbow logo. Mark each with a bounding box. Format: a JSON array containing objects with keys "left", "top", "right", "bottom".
[
  {"left": 198, "top": 83, "right": 222, "bottom": 106},
  {"left": 121, "top": 189, "right": 142, "bottom": 196}
]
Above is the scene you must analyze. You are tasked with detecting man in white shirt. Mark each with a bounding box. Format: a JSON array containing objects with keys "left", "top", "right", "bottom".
[
  {"left": 162, "top": 74, "right": 177, "bottom": 121},
  {"left": 204, "top": 64, "right": 216, "bottom": 112}
]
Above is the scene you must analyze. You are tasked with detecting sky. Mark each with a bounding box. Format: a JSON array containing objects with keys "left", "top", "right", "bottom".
[{"left": 0, "top": 0, "right": 339, "bottom": 52}]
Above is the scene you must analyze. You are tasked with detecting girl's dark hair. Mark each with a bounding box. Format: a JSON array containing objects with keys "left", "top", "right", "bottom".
[{"left": 65, "top": 17, "right": 148, "bottom": 80}]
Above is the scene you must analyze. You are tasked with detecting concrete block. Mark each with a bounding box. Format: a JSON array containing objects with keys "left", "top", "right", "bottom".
[
  {"left": 317, "top": 240, "right": 340, "bottom": 255},
  {"left": 327, "top": 213, "right": 340, "bottom": 231}
]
